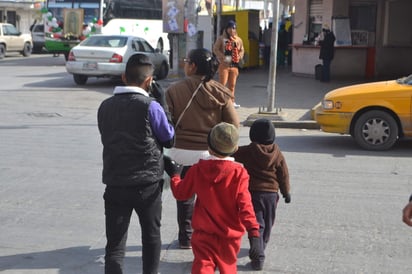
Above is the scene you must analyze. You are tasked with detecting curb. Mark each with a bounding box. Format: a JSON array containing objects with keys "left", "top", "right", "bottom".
[
  {"left": 242, "top": 108, "right": 321, "bottom": 130},
  {"left": 243, "top": 118, "right": 320, "bottom": 129}
]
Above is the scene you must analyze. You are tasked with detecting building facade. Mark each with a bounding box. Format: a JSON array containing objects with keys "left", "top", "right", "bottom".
[{"left": 0, "top": 0, "right": 42, "bottom": 32}]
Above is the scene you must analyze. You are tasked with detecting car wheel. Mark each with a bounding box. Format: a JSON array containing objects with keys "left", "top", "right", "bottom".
[
  {"left": 353, "top": 110, "right": 398, "bottom": 151},
  {"left": 0, "top": 44, "right": 5, "bottom": 59},
  {"left": 73, "top": 74, "right": 88, "bottom": 85},
  {"left": 22, "top": 42, "right": 32, "bottom": 57},
  {"left": 156, "top": 62, "right": 169, "bottom": 80}
]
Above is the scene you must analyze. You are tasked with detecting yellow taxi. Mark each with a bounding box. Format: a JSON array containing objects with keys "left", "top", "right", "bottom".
[{"left": 314, "top": 75, "right": 412, "bottom": 150}]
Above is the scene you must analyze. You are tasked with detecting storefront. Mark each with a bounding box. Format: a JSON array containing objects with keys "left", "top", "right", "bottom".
[{"left": 291, "top": 0, "right": 412, "bottom": 79}]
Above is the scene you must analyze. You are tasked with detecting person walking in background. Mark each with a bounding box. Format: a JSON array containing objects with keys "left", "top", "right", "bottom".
[
  {"left": 277, "top": 23, "right": 288, "bottom": 68},
  {"left": 97, "top": 54, "right": 175, "bottom": 274},
  {"left": 165, "top": 48, "right": 239, "bottom": 249},
  {"left": 402, "top": 193, "right": 412, "bottom": 226},
  {"left": 319, "top": 24, "right": 336, "bottom": 82},
  {"left": 262, "top": 22, "right": 272, "bottom": 70},
  {"left": 284, "top": 17, "right": 293, "bottom": 66},
  {"left": 233, "top": 118, "right": 291, "bottom": 271},
  {"left": 213, "top": 20, "right": 244, "bottom": 108},
  {"left": 164, "top": 122, "right": 261, "bottom": 273}
]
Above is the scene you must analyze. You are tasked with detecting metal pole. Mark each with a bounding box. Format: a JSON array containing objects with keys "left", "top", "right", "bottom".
[
  {"left": 185, "top": 0, "right": 198, "bottom": 54},
  {"left": 216, "top": 0, "right": 222, "bottom": 44},
  {"left": 267, "top": 0, "right": 280, "bottom": 113},
  {"left": 100, "top": 0, "right": 104, "bottom": 22}
]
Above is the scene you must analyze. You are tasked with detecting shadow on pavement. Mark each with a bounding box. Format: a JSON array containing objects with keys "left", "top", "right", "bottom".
[{"left": 0, "top": 244, "right": 192, "bottom": 274}]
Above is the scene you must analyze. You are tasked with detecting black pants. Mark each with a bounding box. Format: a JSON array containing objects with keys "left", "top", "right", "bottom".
[
  {"left": 264, "top": 46, "right": 271, "bottom": 69},
  {"left": 176, "top": 166, "right": 195, "bottom": 245},
  {"left": 321, "top": 59, "right": 332, "bottom": 82},
  {"left": 251, "top": 191, "right": 279, "bottom": 263},
  {"left": 104, "top": 182, "right": 162, "bottom": 274}
]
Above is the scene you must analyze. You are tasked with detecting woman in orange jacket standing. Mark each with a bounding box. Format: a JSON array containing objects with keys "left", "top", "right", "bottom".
[{"left": 213, "top": 20, "right": 244, "bottom": 108}]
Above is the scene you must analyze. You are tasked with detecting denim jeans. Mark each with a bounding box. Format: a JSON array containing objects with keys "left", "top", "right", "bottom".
[{"left": 104, "top": 182, "right": 162, "bottom": 274}]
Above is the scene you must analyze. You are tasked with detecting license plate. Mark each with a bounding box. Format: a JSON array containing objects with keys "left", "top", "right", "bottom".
[{"left": 83, "top": 62, "right": 97, "bottom": 70}]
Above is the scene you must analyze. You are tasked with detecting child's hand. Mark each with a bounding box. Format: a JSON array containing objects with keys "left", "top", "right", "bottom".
[
  {"left": 248, "top": 237, "right": 260, "bottom": 260},
  {"left": 284, "top": 193, "right": 291, "bottom": 203},
  {"left": 164, "top": 155, "right": 183, "bottom": 177}
]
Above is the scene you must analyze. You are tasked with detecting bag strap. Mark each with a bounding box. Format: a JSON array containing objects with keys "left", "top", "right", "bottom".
[{"left": 174, "top": 82, "right": 203, "bottom": 129}]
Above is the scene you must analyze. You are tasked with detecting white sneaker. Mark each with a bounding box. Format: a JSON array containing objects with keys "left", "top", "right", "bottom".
[{"left": 233, "top": 102, "right": 240, "bottom": 108}]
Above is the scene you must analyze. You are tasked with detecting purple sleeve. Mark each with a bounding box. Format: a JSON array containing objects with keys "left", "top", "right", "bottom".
[{"left": 148, "top": 101, "right": 175, "bottom": 142}]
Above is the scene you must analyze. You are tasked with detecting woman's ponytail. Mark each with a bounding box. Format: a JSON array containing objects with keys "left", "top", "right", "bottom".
[{"left": 188, "top": 48, "right": 219, "bottom": 83}]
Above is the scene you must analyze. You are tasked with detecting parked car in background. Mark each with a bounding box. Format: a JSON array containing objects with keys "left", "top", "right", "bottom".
[
  {"left": 31, "top": 23, "right": 45, "bottom": 53},
  {"left": 314, "top": 75, "right": 412, "bottom": 151},
  {"left": 65, "top": 34, "right": 169, "bottom": 85},
  {"left": 0, "top": 23, "right": 32, "bottom": 59}
]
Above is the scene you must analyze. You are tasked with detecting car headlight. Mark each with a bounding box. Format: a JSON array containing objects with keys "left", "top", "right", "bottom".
[{"left": 322, "top": 100, "right": 334, "bottom": 110}]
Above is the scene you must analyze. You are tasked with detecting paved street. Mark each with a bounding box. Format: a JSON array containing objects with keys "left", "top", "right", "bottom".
[{"left": 0, "top": 55, "right": 411, "bottom": 274}]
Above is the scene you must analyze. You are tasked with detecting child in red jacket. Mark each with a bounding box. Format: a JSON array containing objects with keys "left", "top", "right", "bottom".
[{"left": 164, "top": 122, "right": 260, "bottom": 274}]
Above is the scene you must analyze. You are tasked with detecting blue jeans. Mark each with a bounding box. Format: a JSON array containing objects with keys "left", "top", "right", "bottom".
[{"left": 104, "top": 183, "right": 162, "bottom": 274}]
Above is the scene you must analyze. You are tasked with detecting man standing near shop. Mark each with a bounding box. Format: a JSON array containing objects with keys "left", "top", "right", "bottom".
[
  {"left": 213, "top": 20, "right": 244, "bottom": 108},
  {"left": 319, "top": 24, "right": 335, "bottom": 82}
]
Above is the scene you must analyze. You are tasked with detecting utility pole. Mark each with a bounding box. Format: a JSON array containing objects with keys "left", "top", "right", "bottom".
[
  {"left": 185, "top": 0, "right": 198, "bottom": 54},
  {"left": 216, "top": 0, "right": 222, "bottom": 41},
  {"left": 99, "top": 0, "right": 104, "bottom": 22},
  {"left": 267, "top": 0, "right": 280, "bottom": 113}
]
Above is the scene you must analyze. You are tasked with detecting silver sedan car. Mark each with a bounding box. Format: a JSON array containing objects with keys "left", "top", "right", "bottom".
[{"left": 66, "top": 34, "right": 169, "bottom": 85}]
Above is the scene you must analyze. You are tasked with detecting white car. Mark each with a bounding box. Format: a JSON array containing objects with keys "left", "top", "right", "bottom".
[
  {"left": 0, "top": 23, "right": 32, "bottom": 59},
  {"left": 66, "top": 34, "right": 169, "bottom": 85}
]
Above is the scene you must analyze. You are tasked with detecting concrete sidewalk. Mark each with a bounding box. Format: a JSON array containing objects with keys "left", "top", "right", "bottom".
[{"left": 230, "top": 67, "right": 366, "bottom": 128}]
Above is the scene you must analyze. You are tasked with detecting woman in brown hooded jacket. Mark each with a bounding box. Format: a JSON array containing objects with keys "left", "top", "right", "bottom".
[{"left": 166, "top": 48, "right": 239, "bottom": 248}]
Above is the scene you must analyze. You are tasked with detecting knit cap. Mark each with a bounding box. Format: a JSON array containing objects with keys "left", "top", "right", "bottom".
[
  {"left": 207, "top": 122, "right": 239, "bottom": 156},
  {"left": 226, "top": 20, "right": 236, "bottom": 29},
  {"left": 249, "top": 118, "right": 276, "bottom": 145}
]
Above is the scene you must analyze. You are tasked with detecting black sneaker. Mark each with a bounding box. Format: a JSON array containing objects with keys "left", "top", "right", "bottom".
[
  {"left": 251, "top": 260, "right": 263, "bottom": 271},
  {"left": 179, "top": 242, "right": 192, "bottom": 249}
]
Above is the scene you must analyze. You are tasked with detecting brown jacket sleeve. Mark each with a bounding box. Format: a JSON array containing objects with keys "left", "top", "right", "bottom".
[
  {"left": 237, "top": 36, "right": 245, "bottom": 60},
  {"left": 276, "top": 151, "right": 290, "bottom": 197},
  {"left": 213, "top": 35, "right": 225, "bottom": 64},
  {"left": 222, "top": 102, "right": 240, "bottom": 128}
]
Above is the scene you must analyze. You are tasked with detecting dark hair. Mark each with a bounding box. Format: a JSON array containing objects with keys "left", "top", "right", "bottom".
[
  {"left": 125, "top": 54, "right": 154, "bottom": 85},
  {"left": 187, "top": 48, "right": 219, "bottom": 83}
]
